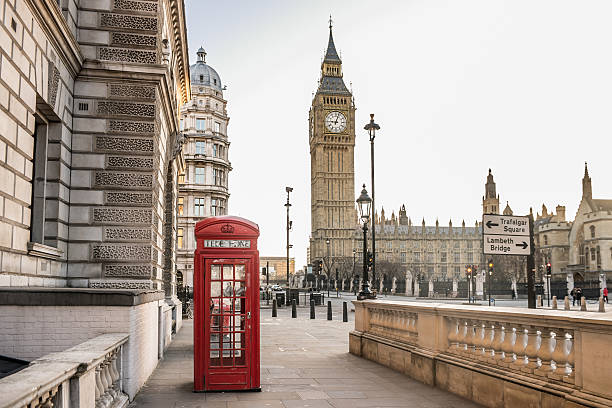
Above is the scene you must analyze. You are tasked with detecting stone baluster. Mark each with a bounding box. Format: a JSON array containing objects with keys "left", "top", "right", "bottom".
[
  {"left": 110, "top": 350, "right": 121, "bottom": 392},
  {"left": 447, "top": 318, "right": 459, "bottom": 350},
  {"left": 100, "top": 360, "right": 112, "bottom": 407},
  {"left": 535, "top": 328, "right": 554, "bottom": 376},
  {"left": 457, "top": 319, "right": 468, "bottom": 354},
  {"left": 490, "top": 323, "right": 504, "bottom": 364},
  {"left": 465, "top": 320, "right": 476, "bottom": 355},
  {"left": 512, "top": 326, "right": 527, "bottom": 370},
  {"left": 564, "top": 334, "right": 575, "bottom": 383},
  {"left": 501, "top": 325, "right": 516, "bottom": 365},
  {"left": 37, "top": 386, "right": 58, "bottom": 408},
  {"left": 104, "top": 356, "right": 115, "bottom": 399},
  {"left": 550, "top": 331, "right": 569, "bottom": 380},
  {"left": 482, "top": 323, "right": 495, "bottom": 362},
  {"left": 522, "top": 326, "right": 541, "bottom": 373},
  {"left": 95, "top": 364, "right": 105, "bottom": 408},
  {"left": 473, "top": 321, "right": 485, "bottom": 359}
]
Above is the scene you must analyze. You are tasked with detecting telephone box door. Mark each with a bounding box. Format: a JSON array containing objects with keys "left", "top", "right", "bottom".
[{"left": 204, "top": 258, "right": 252, "bottom": 389}]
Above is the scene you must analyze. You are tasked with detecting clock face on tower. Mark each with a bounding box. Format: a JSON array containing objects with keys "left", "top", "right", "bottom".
[{"left": 325, "top": 111, "right": 347, "bottom": 133}]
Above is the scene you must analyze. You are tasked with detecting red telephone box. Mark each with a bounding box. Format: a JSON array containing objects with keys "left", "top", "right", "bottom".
[{"left": 193, "top": 216, "right": 260, "bottom": 392}]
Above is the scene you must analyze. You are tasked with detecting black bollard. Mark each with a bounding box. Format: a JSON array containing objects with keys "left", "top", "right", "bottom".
[
  {"left": 272, "top": 299, "right": 277, "bottom": 317},
  {"left": 327, "top": 300, "right": 332, "bottom": 320},
  {"left": 310, "top": 299, "right": 315, "bottom": 319},
  {"left": 291, "top": 299, "right": 297, "bottom": 318},
  {"left": 343, "top": 301, "right": 348, "bottom": 322}
]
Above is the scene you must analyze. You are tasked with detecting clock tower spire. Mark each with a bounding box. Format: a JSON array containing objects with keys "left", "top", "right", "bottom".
[{"left": 309, "top": 20, "right": 356, "bottom": 266}]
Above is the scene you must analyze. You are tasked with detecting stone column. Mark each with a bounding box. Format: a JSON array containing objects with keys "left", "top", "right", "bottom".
[{"left": 452, "top": 279, "right": 458, "bottom": 298}]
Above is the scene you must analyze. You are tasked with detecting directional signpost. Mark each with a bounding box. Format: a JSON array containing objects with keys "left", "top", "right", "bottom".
[
  {"left": 482, "top": 214, "right": 536, "bottom": 308},
  {"left": 483, "top": 215, "right": 531, "bottom": 256}
]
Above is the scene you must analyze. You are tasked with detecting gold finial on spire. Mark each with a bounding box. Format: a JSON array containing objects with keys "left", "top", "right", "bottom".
[{"left": 329, "top": 14, "right": 333, "bottom": 30}]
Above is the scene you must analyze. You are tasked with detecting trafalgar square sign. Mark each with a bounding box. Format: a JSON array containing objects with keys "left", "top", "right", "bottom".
[{"left": 482, "top": 214, "right": 532, "bottom": 256}]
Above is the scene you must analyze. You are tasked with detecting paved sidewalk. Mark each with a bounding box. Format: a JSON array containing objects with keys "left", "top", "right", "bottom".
[{"left": 129, "top": 301, "right": 479, "bottom": 407}]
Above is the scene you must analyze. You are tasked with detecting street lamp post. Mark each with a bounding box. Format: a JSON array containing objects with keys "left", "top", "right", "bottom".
[
  {"left": 285, "top": 187, "right": 293, "bottom": 288},
  {"left": 352, "top": 248, "right": 357, "bottom": 295},
  {"left": 364, "top": 114, "right": 380, "bottom": 283},
  {"left": 326, "top": 238, "right": 330, "bottom": 297},
  {"left": 356, "top": 185, "right": 375, "bottom": 300}
]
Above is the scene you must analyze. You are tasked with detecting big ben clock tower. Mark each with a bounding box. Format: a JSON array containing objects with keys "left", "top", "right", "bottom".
[{"left": 309, "top": 21, "right": 356, "bottom": 266}]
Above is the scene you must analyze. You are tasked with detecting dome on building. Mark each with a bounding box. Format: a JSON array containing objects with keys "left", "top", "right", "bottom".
[{"left": 190, "top": 47, "right": 223, "bottom": 91}]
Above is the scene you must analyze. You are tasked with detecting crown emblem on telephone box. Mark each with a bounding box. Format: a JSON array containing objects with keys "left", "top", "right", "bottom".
[{"left": 221, "top": 224, "right": 234, "bottom": 234}]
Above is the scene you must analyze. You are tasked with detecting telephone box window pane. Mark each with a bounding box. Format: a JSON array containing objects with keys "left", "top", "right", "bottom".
[
  {"left": 235, "top": 265, "right": 245, "bottom": 280},
  {"left": 211, "top": 265, "right": 221, "bottom": 280},
  {"left": 211, "top": 282, "right": 221, "bottom": 297},
  {"left": 234, "top": 298, "right": 243, "bottom": 312},
  {"left": 222, "top": 281, "right": 234, "bottom": 297},
  {"left": 223, "top": 265, "right": 233, "bottom": 280},
  {"left": 235, "top": 281, "right": 246, "bottom": 297}
]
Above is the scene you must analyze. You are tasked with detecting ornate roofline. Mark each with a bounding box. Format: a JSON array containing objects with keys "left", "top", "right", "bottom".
[{"left": 168, "top": 0, "right": 191, "bottom": 104}]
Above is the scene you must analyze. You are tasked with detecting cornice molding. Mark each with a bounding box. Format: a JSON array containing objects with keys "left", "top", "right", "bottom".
[
  {"left": 167, "top": 0, "right": 190, "bottom": 104},
  {"left": 30, "top": 0, "right": 83, "bottom": 77}
]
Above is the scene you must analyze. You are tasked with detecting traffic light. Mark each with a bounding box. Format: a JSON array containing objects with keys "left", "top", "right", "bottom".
[
  {"left": 262, "top": 267, "right": 267, "bottom": 276},
  {"left": 367, "top": 252, "right": 374, "bottom": 269},
  {"left": 488, "top": 260, "right": 494, "bottom": 275},
  {"left": 546, "top": 262, "right": 552, "bottom": 276},
  {"left": 315, "top": 259, "right": 323, "bottom": 274}
]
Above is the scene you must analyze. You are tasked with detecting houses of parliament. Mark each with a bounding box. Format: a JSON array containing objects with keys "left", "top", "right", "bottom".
[{"left": 308, "top": 23, "right": 484, "bottom": 281}]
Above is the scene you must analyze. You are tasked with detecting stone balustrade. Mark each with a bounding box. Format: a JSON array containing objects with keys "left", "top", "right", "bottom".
[
  {"left": 350, "top": 300, "right": 612, "bottom": 407},
  {"left": 0, "top": 333, "right": 129, "bottom": 408}
]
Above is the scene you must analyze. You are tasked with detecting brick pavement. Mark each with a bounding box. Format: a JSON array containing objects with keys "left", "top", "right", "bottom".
[{"left": 129, "top": 299, "right": 479, "bottom": 407}]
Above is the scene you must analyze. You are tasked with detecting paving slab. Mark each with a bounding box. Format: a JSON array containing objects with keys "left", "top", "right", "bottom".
[{"left": 129, "top": 298, "right": 480, "bottom": 407}]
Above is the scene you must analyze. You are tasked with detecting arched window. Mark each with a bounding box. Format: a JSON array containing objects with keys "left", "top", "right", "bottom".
[
  {"left": 590, "top": 225, "right": 595, "bottom": 238},
  {"left": 544, "top": 235, "right": 548, "bottom": 245}
]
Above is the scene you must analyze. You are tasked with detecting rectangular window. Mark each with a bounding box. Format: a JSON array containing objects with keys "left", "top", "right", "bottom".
[
  {"left": 31, "top": 119, "right": 50, "bottom": 245},
  {"left": 467, "top": 252, "right": 473, "bottom": 262},
  {"left": 177, "top": 228, "right": 184, "bottom": 249},
  {"left": 196, "top": 118, "right": 206, "bottom": 130},
  {"left": 440, "top": 252, "right": 447, "bottom": 263},
  {"left": 400, "top": 252, "right": 406, "bottom": 263},
  {"left": 194, "top": 198, "right": 206, "bottom": 216},
  {"left": 178, "top": 197, "right": 184, "bottom": 215},
  {"left": 178, "top": 173, "right": 185, "bottom": 184},
  {"left": 195, "top": 167, "right": 205, "bottom": 184},
  {"left": 214, "top": 122, "right": 221, "bottom": 133},
  {"left": 213, "top": 168, "right": 225, "bottom": 186},
  {"left": 454, "top": 252, "right": 460, "bottom": 263},
  {"left": 467, "top": 241, "right": 473, "bottom": 249},
  {"left": 195, "top": 141, "right": 205, "bottom": 155},
  {"left": 454, "top": 266, "right": 461, "bottom": 275},
  {"left": 213, "top": 144, "right": 218, "bottom": 157},
  {"left": 211, "top": 198, "right": 226, "bottom": 216},
  {"left": 179, "top": 119, "right": 184, "bottom": 130},
  {"left": 414, "top": 253, "right": 420, "bottom": 262},
  {"left": 441, "top": 266, "right": 447, "bottom": 276}
]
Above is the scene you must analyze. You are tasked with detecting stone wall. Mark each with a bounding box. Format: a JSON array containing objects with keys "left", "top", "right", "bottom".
[
  {"left": 0, "top": 288, "right": 173, "bottom": 399},
  {"left": 350, "top": 300, "right": 612, "bottom": 408}
]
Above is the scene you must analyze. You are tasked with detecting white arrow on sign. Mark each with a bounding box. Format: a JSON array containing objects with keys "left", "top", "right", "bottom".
[
  {"left": 482, "top": 214, "right": 530, "bottom": 236},
  {"left": 483, "top": 234, "right": 531, "bottom": 255}
]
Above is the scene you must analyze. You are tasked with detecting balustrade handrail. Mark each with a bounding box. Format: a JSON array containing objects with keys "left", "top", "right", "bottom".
[
  {"left": 0, "top": 333, "right": 128, "bottom": 408},
  {"left": 357, "top": 299, "right": 612, "bottom": 330}
]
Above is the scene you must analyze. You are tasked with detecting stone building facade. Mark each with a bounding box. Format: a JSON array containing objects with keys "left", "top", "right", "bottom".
[
  {"left": 176, "top": 47, "right": 231, "bottom": 287},
  {"left": 0, "top": 0, "right": 190, "bottom": 395},
  {"left": 259, "top": 256, "right": 295, "bottom": 284},
  {"left": 309, "top": 24, "right": 357, "bottom": 265},
  {"left": 535, "top": 164, "right": 612, "bottom": 288},
  {"left": 0, "top": 0, "right": 189, "bottom": 293}
]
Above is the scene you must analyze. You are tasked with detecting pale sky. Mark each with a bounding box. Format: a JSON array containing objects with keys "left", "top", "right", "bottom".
[{"left": 184, "top": 0, "right": 612, "bottom": 269}]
